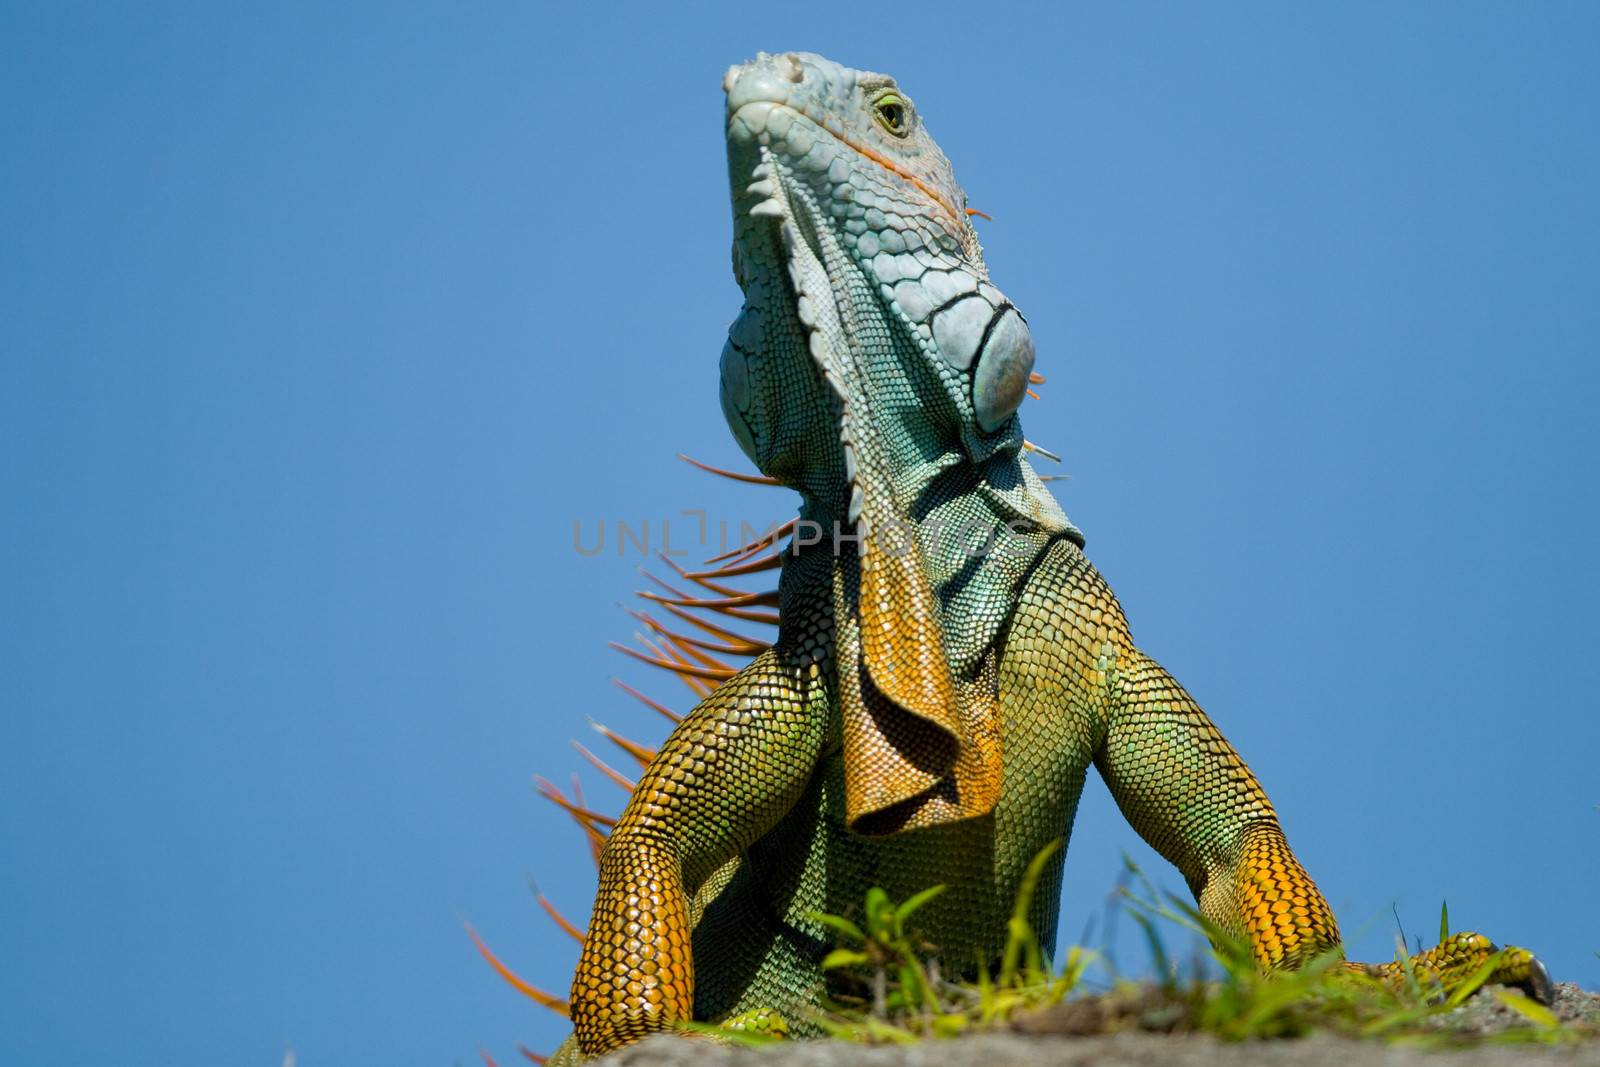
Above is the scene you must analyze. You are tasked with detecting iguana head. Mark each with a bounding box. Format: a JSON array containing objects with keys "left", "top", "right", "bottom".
[{"left": 720, "top": 51, "right": 1037, "bottom": 512}]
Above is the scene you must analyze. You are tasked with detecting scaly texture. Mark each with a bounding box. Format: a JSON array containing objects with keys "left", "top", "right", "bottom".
[{"left": 551, "top": 53, "right": 1549, "bottom": 1061}]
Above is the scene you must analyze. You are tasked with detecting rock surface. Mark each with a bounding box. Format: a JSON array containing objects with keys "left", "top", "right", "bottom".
[
  {"left": 603, "top": 1030, "right": 1599, "bottom": 1067},
  {"left": 594, "top": 984, "right": 1600, "bottom": 1067},
  {"left": 1427, "top": 982, "right": 1600, "bottom": 1037}
]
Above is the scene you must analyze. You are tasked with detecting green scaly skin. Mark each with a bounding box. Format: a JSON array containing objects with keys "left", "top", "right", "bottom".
[{"left": 554, "top": 53, "right": 1550, "bottom": 1061}]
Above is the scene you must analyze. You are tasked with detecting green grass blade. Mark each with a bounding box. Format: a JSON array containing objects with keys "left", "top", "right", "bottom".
[
  {"left": 806, "top": 911, "right": 865, "bottom": 944},
  {"left": 865, "top": 887, "right": 892, "bottom": 939},
  {"left": 821, "top": 949, "right": 872, "bottom": 971},
  {"left": 894, "top": 884, "right": 948, "bottom": 930},
  {"left": 674, "top": 1021, "right": 783, "bottom": 1047},
  {"left": 997, "top": 841, "right": 1061, "bottom": 988},
  {"left": 1492, "top": 988, "right": 1559, "bottom": 1030},
  {"left": 1128, "top": 909, "right": 1172, "bottom": 986}
]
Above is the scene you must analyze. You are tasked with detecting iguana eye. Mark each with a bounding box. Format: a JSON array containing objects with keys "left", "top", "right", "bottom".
[{"left": 874, "top": 94, "right": 910, "bottom": 137}]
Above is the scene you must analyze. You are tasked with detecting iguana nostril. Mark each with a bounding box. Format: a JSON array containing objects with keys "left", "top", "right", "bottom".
[
  {"left": 723, "top": 54, "right": 803, "bottom": 103},
  {"left": 724, "top": 60, "right": 794, "bottom": 113}
]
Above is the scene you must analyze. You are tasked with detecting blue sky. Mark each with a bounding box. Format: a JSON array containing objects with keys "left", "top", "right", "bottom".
[{"left": 3, "top": 2, "right": 1597, "bottom": 1063}]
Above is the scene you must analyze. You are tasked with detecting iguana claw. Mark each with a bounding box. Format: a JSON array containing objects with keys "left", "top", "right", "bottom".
[
  {"left": 1478, "top": 942, "right": 1556, "bottom": 1006},
  {"left": 1524, "top": 957, "right": 1556, "bottom": 1006}
]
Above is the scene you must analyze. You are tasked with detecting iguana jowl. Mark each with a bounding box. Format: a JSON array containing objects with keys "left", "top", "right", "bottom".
[{"left": 545, "top": 52, "right": 1550, "bottom": 1059}]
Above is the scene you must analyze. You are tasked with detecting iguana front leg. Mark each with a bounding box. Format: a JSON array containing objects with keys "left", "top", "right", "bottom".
[
  {"left": 1096, "top": 646, "right": 1549, "bottom": 998},
  {"left": 570, "top": 647, "right": 828, "bottom": 1057}
]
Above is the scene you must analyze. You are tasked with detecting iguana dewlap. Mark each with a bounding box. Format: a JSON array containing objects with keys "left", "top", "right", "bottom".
[{"left": 538, "top": 52, "right": 1550, "bottom": 1060}]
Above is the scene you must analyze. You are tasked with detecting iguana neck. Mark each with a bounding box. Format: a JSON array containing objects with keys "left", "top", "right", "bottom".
[{"left": 722, "top": 52, "right": 1081, "bottom": 831}]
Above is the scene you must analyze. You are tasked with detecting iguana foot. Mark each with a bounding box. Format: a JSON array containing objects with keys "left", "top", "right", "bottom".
[{"left": 1349, "top": 932, "right": 1554, "bottom": 1005}]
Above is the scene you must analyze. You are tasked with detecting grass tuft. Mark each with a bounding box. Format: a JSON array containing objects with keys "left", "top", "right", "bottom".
[{"left": 741, "top": 847, "right": 1598, "bottom": 1050}]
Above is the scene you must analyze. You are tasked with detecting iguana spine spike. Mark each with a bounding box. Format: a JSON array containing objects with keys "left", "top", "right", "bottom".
[
  {"left": 570, "top": 740, "right": 638, "bottom": 792},
  {"left": 626, "top": 630, "right": 683, "bottom": 670},
  {"left": 625, "top": 633, "right": 715, "bottom": 696},
  {"left": 1023, "top": 439, "right": 1063, "bottom": 463},
  {"left": 627, "top": 609, "right": 742, "bottom": 671},
  {"left": 720, "top": 607, "right": 781, "bottom": 625},
  {"left": 625, "top": 628, "right": 725, "bottom": 680},
  {"left": 609, "top": 678, "right": 684, "bottom": 723},
  {"left": 660, "top": 553, "right": 748, "bottom": 598},
  {"left": 609, "top": 641, "right": 738, "bottom": 682},
  {"left": 533, "top": 776, "right": 617, "bottom": 832},
  {"left": 526, "top": 876, "right": 586, "bottom": 944},
  {"left": 628, "top": 609, "right": 753, "bottom": 663},
  {"left": 517, "top": 1047, "right": 548, "bottom": 1066},
  {"left": 701, "top": 517, "right": 797, "bottom": 564},
  {"left": 677, "top": 453, "right": 782, "bottom": 486},
  {"left": 637, "top": 589, "right": 781, "bottom": 610},
  {"left": 657, "top": 601, "right": 772, "bottom": 653},
  {"left": 465, "top": 924, "right": 570, "bottom": 1017},
  {"left": 566, "top": 776, "right": 607, "bottom": 868},
  {"left": 636, "top": 608, "right": 745, "bottom": 669},
  {"left": 1028, "top": 371, "right": 1046, "bottom": 385},
  {"left": 588, "top": 718, "right": 657, "bottom": 768},
  {"left": 634, "top": 587, "right": 783, "bottom": 623},
  {"left": 684, "top": 550, "right": 783, "bottom": 580},
  {"left": 708, "top": 539, "right": 783, "bottom": 567},
  {"left": 636, "top": 568, "right": 713, "bottom": 605}
]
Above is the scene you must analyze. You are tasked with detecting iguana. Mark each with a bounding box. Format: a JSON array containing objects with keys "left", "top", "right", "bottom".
[{"left": 496, "top": 51, "right": 1552, "bottom": 1062}]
